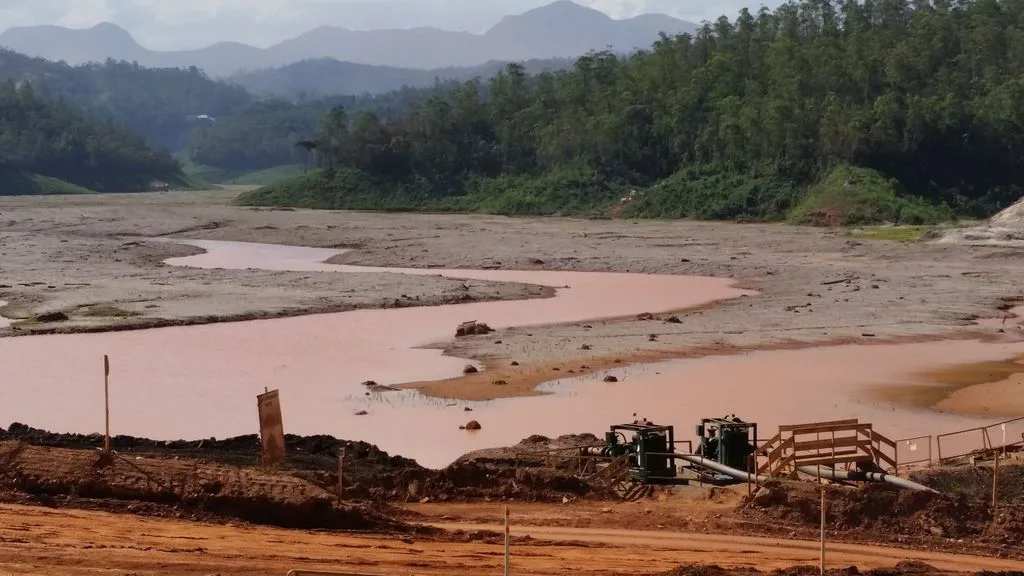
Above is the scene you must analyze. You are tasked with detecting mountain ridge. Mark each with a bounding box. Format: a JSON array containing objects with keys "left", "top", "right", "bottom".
[{"left": 0, "top": 1, "right": 696, "bottom": 76}]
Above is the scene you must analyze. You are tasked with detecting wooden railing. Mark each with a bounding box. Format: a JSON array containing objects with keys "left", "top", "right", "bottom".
[{"left": 757, "top": 419, "right": 897, "bottom": 477}]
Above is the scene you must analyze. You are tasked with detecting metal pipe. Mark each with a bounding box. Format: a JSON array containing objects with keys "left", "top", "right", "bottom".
[
  {"left": 796, "top": 465, "right": 938, "bottom": 493},
  {"left": 677, "top": 453, "right": 772, "bottom": 483}
]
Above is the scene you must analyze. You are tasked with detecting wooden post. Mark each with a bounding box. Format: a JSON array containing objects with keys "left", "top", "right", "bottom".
[
  {"left": 504, "top": 506, "right": 510, "bottom": 576},
  {"left": 992, "top": 452, "right": 1000, "bottom": 510},
  {"left": 820, "top": 486, "right": 826, "bottom": 576},
  {"left": 337, "top": 446, "right": 346, "bottom": 500},
  {"left": 103, "top": 355, "right": 110, "bottom": 453}
]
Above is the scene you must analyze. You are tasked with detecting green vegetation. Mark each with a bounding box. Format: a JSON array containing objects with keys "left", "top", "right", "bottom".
[
  {"left": 0, "top": 172, "right": 95, "bottom": 195},
  {"left": 847, "top": 226, "right": 931, "bottom": 243},
  {"left": 0, "top": 50, "right": 253, "bottom": 152},
  {"left": 788, "top": 166, "right": 951, "bottom": 227},
  {"left": 226, "top": 165, "right": 306, "bottom": 186},
  {"left": 241, "top": 0, "right": 1024, "bottom": 224},
  {"left": 0, "top": 82, "right": 187, "bottom": 194}
]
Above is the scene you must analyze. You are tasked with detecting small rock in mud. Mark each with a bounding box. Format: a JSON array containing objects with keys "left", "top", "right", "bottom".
[
  {"left": 603, "top": 375, "right": 619, "bottom": 383},
  {"left": 664, "top": 316, "right": 682, "bottom": 324},
  {"left": 354, "top": 410, "right": 369, "bottom": 416},
  {"left": 492, "top": 380, "right": 508, "bottom": 386},
  {"left": 361, "top": 380, "right": 378, "bottom": 387},
  {"left": 456, "top": 321, "right": 494, "bottom": 337},
  {"left": 637, "top": 312, "right": 654, "bottom": 321},
  {"left": 464, "top": 421, "right": 482, "bottom": 431},
  {"left": 648, "top": 334, "right": 659, "bottom": 341},
  {"left": 463, "top": 365, "right": 478, "bottom": 374},
  {"left": 862, "top": 333, "right": 876, "bottom": 337},
  {"left": 580, "top": 344, "right": 592, "bottom": 350},
  {"left": 464, "top": 407, "right": 473, "bottom": 412},
  {"left": 510, "top": 361, "right": 520, "bottom": 366},
  {"left": 36, "top": 311, "right": 69, "bottom": 323}
]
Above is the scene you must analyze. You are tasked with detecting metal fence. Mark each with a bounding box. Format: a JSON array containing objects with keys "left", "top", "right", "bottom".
[
  {"left": 937, "top": 416, "right": 1024, "bottom": 463},
  {"left": 894, "top": 435, "right": 932, "bottom": 471}
]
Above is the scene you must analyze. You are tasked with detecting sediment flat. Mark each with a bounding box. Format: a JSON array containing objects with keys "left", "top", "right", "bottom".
[{"left": 1, "top": 189, "right": 1022, "bottom": 413}]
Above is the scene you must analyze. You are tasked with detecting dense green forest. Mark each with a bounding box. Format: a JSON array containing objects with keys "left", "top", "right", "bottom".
[
  {"left": 0, "top": 82, "right": 187, "bottom": 193},
  {"left": 0, "top": 50, "right": 253, "bottom": 152},
  {"left": 242, "top": 0, "right": 1024, "bottom": 223},
  {"left": 188, "top": 85, "right": 449, "bottom": 174}
]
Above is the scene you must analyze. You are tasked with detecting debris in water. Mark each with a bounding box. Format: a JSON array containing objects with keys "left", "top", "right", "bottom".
[
  {"left": 464, "top": 421, "right": 482, "bottom": 431},
  {"left": 354, "top": 410, "right": 369, "bottom": 416}
]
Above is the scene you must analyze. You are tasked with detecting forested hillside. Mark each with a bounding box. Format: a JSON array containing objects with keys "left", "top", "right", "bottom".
[
  {"left": 188, "top": 84, "right": 455, "bottom": 174},
  {"left": 0, "top": 50, "right": 253, "bottom": 151},
  {"left": 0, "top": 82, "right": 187, "bottom": 194},
  {"left": 228, "top": 57, "right": 573, "bottom": 98},
  {"left": 242, "top": 0, "right": 1024, "bottom": 223}
]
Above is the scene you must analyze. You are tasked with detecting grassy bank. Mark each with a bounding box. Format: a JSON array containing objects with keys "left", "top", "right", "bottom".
[
  {"left": 0, "top": 172, "right": 95, "bottom": 195},
  {"left": 238, "top": 164, "right": 966, "bottom": 227}
]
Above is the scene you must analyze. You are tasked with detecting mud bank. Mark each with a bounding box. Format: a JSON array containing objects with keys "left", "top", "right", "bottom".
[
  {"left": 0, "top": 424, "right": 594, "bottom": 503},
  {"left": 0, "top": 441, "right": 409, "bottom": 532}
]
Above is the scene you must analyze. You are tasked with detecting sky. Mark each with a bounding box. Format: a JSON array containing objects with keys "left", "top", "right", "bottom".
[{"left": 0, "top": 0, "right": 780, "bottom": 50}]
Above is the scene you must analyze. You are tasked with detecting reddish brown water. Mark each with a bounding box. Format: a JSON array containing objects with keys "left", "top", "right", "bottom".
[{"left": 1, "top": 239, "right": 1021, "bottom": 468}]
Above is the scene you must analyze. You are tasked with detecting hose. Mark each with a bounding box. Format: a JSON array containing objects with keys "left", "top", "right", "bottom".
[
  {"left": 676, "top": 453, "right": 772, "bottom": 483},
  {"left": 796, "top": 465, "right": 938, "bottom": 493}
]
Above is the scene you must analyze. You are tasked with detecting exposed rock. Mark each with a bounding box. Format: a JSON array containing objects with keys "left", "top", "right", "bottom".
[
  {"left": 464, "top": 421, "right": 482, "bottom": 431},
  {"left": 456, "top": 321, "right": 494, "bottom": 337},
  {"left": 603, "top": 375, "right": 619, "bottom": 383},
  {"left": 664, "top": 315, "right": 682, "bottom": 324},
  {"left": 637, "top": 312, "right": 655, "bottom": 321},
  {"left": 36, "top": 311, "right": 69, "bottom": 323},
  {"left": 463, "top": 365, "right": 478, "bottom": 374}
]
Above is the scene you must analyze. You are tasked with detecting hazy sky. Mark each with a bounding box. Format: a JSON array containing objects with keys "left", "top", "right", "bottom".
[{"left": 0, "top": 0, "right": 779, "bottom": 49}]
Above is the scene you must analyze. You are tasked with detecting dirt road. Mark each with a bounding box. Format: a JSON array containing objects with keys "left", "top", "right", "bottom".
[{"left": 2, "top": 503, "right": 1021, "bottom": 576}]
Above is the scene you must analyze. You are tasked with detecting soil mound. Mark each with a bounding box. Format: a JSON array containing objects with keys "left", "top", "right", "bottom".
[
  {"left": 938, "top": 195, "right": 1024, "bottom": 246},
  {"left": 0, "top": 424, "right": 593, "bottom": 503},
  {"left": 0, "top": 442, "right": 406, "bottom": 531},
  {"left": 741, "top": 480, "right": 1024, "bottom": 547}
]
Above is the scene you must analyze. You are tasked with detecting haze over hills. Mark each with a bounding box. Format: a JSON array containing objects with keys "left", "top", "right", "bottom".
[
  {"left": 0, "top": 1, "right": 696, "bottom": 77},
  {"left": 229, "top": 57, "right": 576, "bottom": 98}
]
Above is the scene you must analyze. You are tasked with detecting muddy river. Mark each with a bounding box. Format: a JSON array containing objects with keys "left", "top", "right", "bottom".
[{"left": 1, "top": 239, "right": 1021, "bottom": 467}]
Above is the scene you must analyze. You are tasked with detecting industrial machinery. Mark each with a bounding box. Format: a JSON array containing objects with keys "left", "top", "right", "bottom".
[
  {"left": 696, "top": 416, "right": 758, "bottom": 471},
  {"left": 580, "top": 416, "right": 937, "bottom": 495},
  {"left": 584, "top": 422, "right": 681, "bottom": 484}
]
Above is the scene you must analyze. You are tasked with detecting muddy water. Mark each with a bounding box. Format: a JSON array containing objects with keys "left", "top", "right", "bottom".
[{"left": 1, "top": 239, "right": 1022, "bottom": 468}]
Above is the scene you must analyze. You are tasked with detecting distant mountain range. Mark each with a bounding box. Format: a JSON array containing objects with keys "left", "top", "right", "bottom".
[
  {"left": 228, "top": 57, "right": 576, "bottom": 98},
  {"left": 0, "top": 1, "right": 696, "bottom": 76}
]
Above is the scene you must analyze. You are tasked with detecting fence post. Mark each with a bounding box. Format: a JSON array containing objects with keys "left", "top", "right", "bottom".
[{"left": 504, "top": 506, "right": 510, "bottom": 576}]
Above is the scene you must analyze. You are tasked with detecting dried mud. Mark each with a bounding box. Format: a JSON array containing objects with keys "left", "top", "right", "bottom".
[
  {"left": 656, "top": 561, "right": 1019, "bottom": 576},
  {"left": 741, "top": 480, "right": 1024, "bottom": 551}
]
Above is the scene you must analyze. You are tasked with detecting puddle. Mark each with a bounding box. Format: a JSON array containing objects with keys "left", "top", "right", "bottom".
[
  {"left": 976, "top": 305, "right": 1024, "bottom": 331},
  {"left": 1, "top": 239, "right": 1022, "bottom": 468}
]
